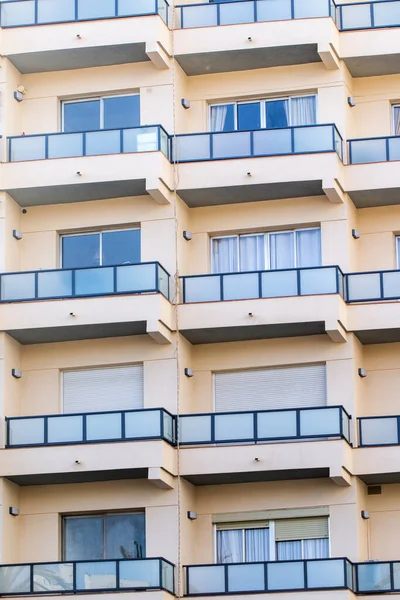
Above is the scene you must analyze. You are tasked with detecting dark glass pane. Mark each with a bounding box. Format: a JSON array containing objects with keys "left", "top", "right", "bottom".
[
  {"left": 266, "top": 100, "right": 289, "bottom": 129},
  {"left": 210, "top": 105, "right": 235, "bottom": 132},
  {"left": 62, "top": 234, "right": 100, "bottom": 268},
  {"left": 105, "top": 514, "right": 145, "bottom": 559},
  {"left": 102, "top": 230, "right": 141, "bottom": 266},
  {"left": 63, "top": 100, "right": 100, "bottom": 133},
  {"left": 103, "top": 95, "right": 140, "bottom": 130},
  {"left": 64, "top": 517, "right": 103, "bottom": 560},
  {"left": 237, "top": 103, "right": 261, "bottom": 131}
]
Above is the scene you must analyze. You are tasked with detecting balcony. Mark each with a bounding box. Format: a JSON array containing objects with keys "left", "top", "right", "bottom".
[
  {"left": 174, "top": 0, "right": 339, "bottom": 75},
  {"left": 173, "top": 125, "right": 344, "bottom": 206},
  {"left": 6, "top": 408, "right": 175, "bottom": 448},
  {"left": 185, "top": 558, "right": 354, "bottom": 595},
  {"left": 179, "top": 405, "right": 351, "bottom": 446},
  {"left": 0, "top": 0, "right": 171, "bottom": 73},
  {"left": 3, "top": 126, "right": 172, "bottom": 206},
  {"left": 179, "top": 266, "right": 346, "bottom": 344},
  {"left": 0, "top": 558, "right": 174, "bottom": 596},
  {"left": 359, "top": 415, "right": 400, "bottom": 447},
  {"left": 355, "top": 416, "right": 400, "bottom": 485},
  {"left": 0, "top": 263, "right": 174, "bottom": 344}
]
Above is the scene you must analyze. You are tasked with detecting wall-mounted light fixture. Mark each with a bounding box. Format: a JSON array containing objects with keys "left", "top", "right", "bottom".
[
  {"left": 9, "top": 507, "right": 19, "bottom": 517},
  {"left": 352, "top": 229, "right": 360, "bottom": 239},
  {"left": 361, "top": 510, "right": 370, "bottom": 520},
  {"left": 187, "top": 511, "right": 197, "bottom": 520},
  {"left": 184, "top": 368, "right": 194, "bottom": 378},
  {"left": 347, "top": 97, "right": 356, "bottom": 107},
  {"left": 181, "top": 99, "right": 191, "bottom": 110},
  {"left": 11, "top": 369, "right": 22, "bottom": 379},
  {"left": 358, "top": 368, "right": 367, "bottom": 378},
  {"left": 12, "top": 230, "right": 22, "bottom": 240},
  {"left": 183, "top": 231, "right": 192, "bottom": 241}
]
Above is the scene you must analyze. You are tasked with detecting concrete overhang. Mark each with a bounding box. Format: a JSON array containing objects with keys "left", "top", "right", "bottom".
[
  {"left": 1, "top": 440, "right": 176, "bottom": 486},
  {"left": 174, "top": 17, "right": 339, "bottom": 75},
  {"left": 0, "top": 152, "right": 173, "bottom": 207},
  {"left": 177, "top": 153, "right": 344, "bottom": 207},
  {"left": 1, "top": 15, "right": 171, "bottom": 73},
  {"left": 180, "top": 439, "right": 352, "bottom": 486},
  {"left": 0, "top": 294, "right": 175, "bottom": 345},
  {"left": 354, "top": 446, "right": 400, "bottom": 485},
  {"left": 340, "top": 29, "right": 400, "bottom": 77},
  {"left": 348, "top": 302, "right": 400, "bottom": 344},
  {"left": 345, "top": 162, "right": 400, "bottom": 208},
  {"left": 178, "top": 294, "right": 347, "bottom": 344}
]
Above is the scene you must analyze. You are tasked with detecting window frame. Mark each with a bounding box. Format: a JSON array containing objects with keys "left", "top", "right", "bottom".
[
  {"left": 209, "top": 94, "right": 317, "bottom": 132},
  {"left": 59, "top": 227, "right": 140, "bottom": 269},
  {"left": 214, "top": 519, "right": 329, "bottom": 564},
  {"left": 62, "top": 511, "right": 146, "bottom": 561},
  {"left": 395, "top": 235, "right": 400, "bottom": 268},
  {"left": 392, "top": 104, "right": 400, "bottom": 136},
  {"left": 61, "top": 93, "right": 140, "bottom": 133},
  {"left": 210, "top": 226, "right": 321, "bottom": 274}
]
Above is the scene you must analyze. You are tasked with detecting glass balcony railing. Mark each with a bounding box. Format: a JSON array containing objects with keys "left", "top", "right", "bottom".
[
  {"left": 337, "top": 0, "right": 400, "bottom": 30},
  {"left": 177, "top": 0, "right": 331, "bottom": 28},
  {"left": 172, "top": 124, "right": 343, "bottom": 162},
  {"left": 0, "top": 0, "right": 169, "bottom": 27},
  {"left": 348, "top": 135, "right": 400, "bottom": 164},
  {"left": 7, "top": 125, "right": 170, "bottom": 162},
  {"left": 179, "top": 405, "right": 351, "bottom": 445},
  {"left": 0, "top": 262, "right": 169, "bottom": 303},
  {"left": 359, "top": 416, "right": 400, "bottom": 447},
  {"left": 6, "top": 408, "right": 175, "bottom": 448},
  {"left": 185, "top": 558, "right": 354, "bottom": 595},
  {"left": 356, "top": 561, "right": 400, "bottom": 593},
  {"left": 345, "top": 269, "right": 400, "bottom": 303},
  {"left": 181, "top": 265, "right": 344, "bottom": 303},
  {"left": 0, "top": 558, "right": 174, "bottom": 596}
]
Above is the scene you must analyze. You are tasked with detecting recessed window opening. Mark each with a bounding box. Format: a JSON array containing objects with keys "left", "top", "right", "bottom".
[
  {"left": 62, "top": 94, "right": 140, "bottom": 133},
  {"left": 61, "top": 228, "right": 141, "bottom": 269}
]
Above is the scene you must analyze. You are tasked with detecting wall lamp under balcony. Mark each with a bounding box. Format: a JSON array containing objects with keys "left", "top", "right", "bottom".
[
  {"left": 181, "top": 99, "right": 191, "bottom": 110},
  {"left": 361, "top": 510, "right": 370, "bottom": 520},
  {"left": 11, "top": 369, "right": 22, "bottom": 379},
  {"left": 187, "top": 511, "right": 197, "bottom": 520},
  {"left": 183, "top": 231, "right": 192, "bottom": 241},
  {"left": 184, "top": 368, "right": 194, "bottom": 378},
  {"left": 358, "top": 368, "right": 367, "bottom": 378},
  {"left": 12, "top": 230, "right": 22, "bottom": 240},
  {"left": 347, "top": 97, "right": 356, "bottom": 107},
  {"left": 9, "top": 507, "right": 19, "bottom": 517},
  {"left": 352, "top": 229, "right": 360, "bottom": 239}
]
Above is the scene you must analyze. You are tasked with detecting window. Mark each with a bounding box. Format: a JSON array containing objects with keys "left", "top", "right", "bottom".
[
  {"left": 210, "top": 95, "right": 316, "bottom": 132},
  {"left": 61, "top": 229, "right": 140, "bottom": 269},
  {"left": 396, "top": 236, "right": 400, "bottom": 267},
  {"left": 63, "top": 513, "right": 145, "bottom": 561},
  {"left": 393, "top": 105, "right": 400, "bottom": 136},
  {"left": 216, "top": 518, "right": 329, "bottom": 564},
  {"left": 63, "top": 95, "right": 140, "bottom": 133},
  {"left": 211, "top": 228, "right": 321, "bottom": 274}
]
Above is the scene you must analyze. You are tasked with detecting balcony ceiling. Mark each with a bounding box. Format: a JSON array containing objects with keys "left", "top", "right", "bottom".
[
  {"left": 182, "top": 467, "right": 329, "bottom": 486},
  {"left": 354, "top": 328, "right": 400, "bottom": 345},
  {"left": 343, "top": 54, "right": 400, "bottom": 78},
  {"left": 347, "top": 188, "right": 400, "bottom": 209},
  {"left": 6, "top": 468, "right": 148, "bottom": 486},
  {"left": 8, "top": 43, "right": 150, "bottom": 74},
  {"left": 175, "top": 43, "right": 321, "bottom": 76}
]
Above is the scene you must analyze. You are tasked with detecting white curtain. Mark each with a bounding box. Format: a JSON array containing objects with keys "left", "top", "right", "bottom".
[
  {"left": 397, "top": 237, "right": 400, "bottom": 268},
  {"left": 291, "top": 96, "right": 316, "bottom": 126},
  {"left": 217, "top": 530, "right": 243, "bottom": 563},
  {"left": 277, "top": 541, "right": 302, "bottom": 561},
  {"left": 211, "top": 105, "right": 229, "bottom": 132},
  {"left": 270, "top": 232, "right": 295, "bottom": 269},
  {"left": 303, "top": 538, "right": 329, "bottom": 559},
  {"left": 394, "top": 106, "right": 400, "bottom": 136},
  {"left": 245, "top": 529, "right": 270, "bottom": 562},
  {"left": 296, "top": 229, "right": 321, "bottom": 267},
  {"left": 240, "top": 235, "right": 265, "bottom": 272},
  {"left": 212, "top": 237, "right": 239, "bottom": 273}
]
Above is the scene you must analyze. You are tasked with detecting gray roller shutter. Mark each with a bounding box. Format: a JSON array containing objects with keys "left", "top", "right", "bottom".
[
  {"left": 63, "top": 365, "right": 143, "bottom": 414},
  {"left": 275, "top": 517, "right": 329, "bottom": 541},
  {"left": 214, "top": 364, "right": 326, "bottom": 412}
]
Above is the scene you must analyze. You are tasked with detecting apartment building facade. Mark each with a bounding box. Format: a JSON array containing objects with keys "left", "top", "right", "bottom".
[{"left": 0, "top": 0, "right": 399, "bottom": 599}]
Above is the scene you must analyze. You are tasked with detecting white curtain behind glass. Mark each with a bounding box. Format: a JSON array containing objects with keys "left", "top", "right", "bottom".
[
  {"left": 246, "top": 529, "right": 270, "bottom": 562},
  {"left": 217, "top": 530, "right": 243, "bottom": 563},
  {"left": 394, "top": 106, "right": 400, "bottom": 136},
  {"left": 303, "top": 538, "right": 329, "bottom": 559},
  {"left": 212, "top": 237, "right": 239, "bottom": 273},
  {"left": 270, "top": 232, "right": 295, "bottom": 269},
  {"left": 277, "top": 538, "right": 329, "bottom": 561},
  {"left": 290, "top": 96, "right": 316, "bottom": 126},
  {"left": 296, "top": 229, "right": 321, "bottom": 267},
  {"left": 277, "top": 541, "right": 302, "bottom": 561},
  {"left": 397, "top": 237, "right": 400, "bottom": 268},
  {"left": 240, "top": 235, "right": 266, "bottom": 272},
  {"left": 211, "top": 105, "right": 229, "bottom": 132}
]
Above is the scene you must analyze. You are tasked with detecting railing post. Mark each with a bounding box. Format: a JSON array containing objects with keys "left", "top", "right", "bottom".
[
  {"left": 296, "top": 409, "right": 301, "bottom": 437},
  {"left": 116, "top": 560, "right": 120, "bottom": 589},
  {"left": 115, "top": 0, "right": 119, "bottom": 17},
  {"left": 30, "top": 564, "right": 34, "bottom": 594},
  {"left": 224, "top": 565, "right": 229, "bottom": 593},
  {"left": 379, "top": 271, "right": 384, "bottom": 299},
  {"left": 386, "top": 137, "right": 390, "bottom": 161},
  {"left": 35, "top": 0, "right": 39, "bottom": 24},
  {"left": 254, "top": 0, "right": 257, "bottom": 22},
  {"left": 44, "top": 416, "right": 48, "bottom": 444},
  {"left": 370, "top": 1, "right": 375, "bottom": 27},
  {"left": 75, "top": 0, "right": 79, "bottom": 21},
  {"left": 121, "top": 411, "right": 126, "bottom": 440},
  {"left": 45, "top": 135, "right": 49, "bottom": 159},
  {"left": 397, "top": 417, "right": 400, "bottom": 445},
  {"left": 34, "top": 272, "right": 39, "bottom": 299},
  {"left": 304, "top": 560, "right": 308, "bottom": 590}
]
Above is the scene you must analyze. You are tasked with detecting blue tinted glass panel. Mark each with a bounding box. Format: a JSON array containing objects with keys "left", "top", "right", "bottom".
[
  {"left": 64, "top": 517, "right": 103, "bottom": 561},
  {"left": 266, "top": 100, "right": 289, "bottom": 129},
  {"left": 62, "top": 234, "right": 100, "bottom": 269},
  {"left": 63, "top": 100, "right": 100, "bottom": 133},
  {"left": 237, "top": 103, "right": 261, "bottom": 131},
  {"left": 102, "top": 230, "right": 141, "bottom": 266},
  {"left": 210, "top": 105, "right": 235, "bottom": 132},
  {"left": 103, "top": 96, "right": 140, "bottom": 129},
  {"left": 105, "top": 514, "right": 145, "bottom": 559}
]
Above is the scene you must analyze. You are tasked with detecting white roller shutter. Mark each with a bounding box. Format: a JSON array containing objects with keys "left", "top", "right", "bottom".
[
  {"left": 63, "top": 365, "right": 143, "bottom": 414},
  {"left": 275, "top": 517, "right": 329, "bottom": 541},
  {"left": 214, "top": 365, "right": 326, "bottom": 412}
]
